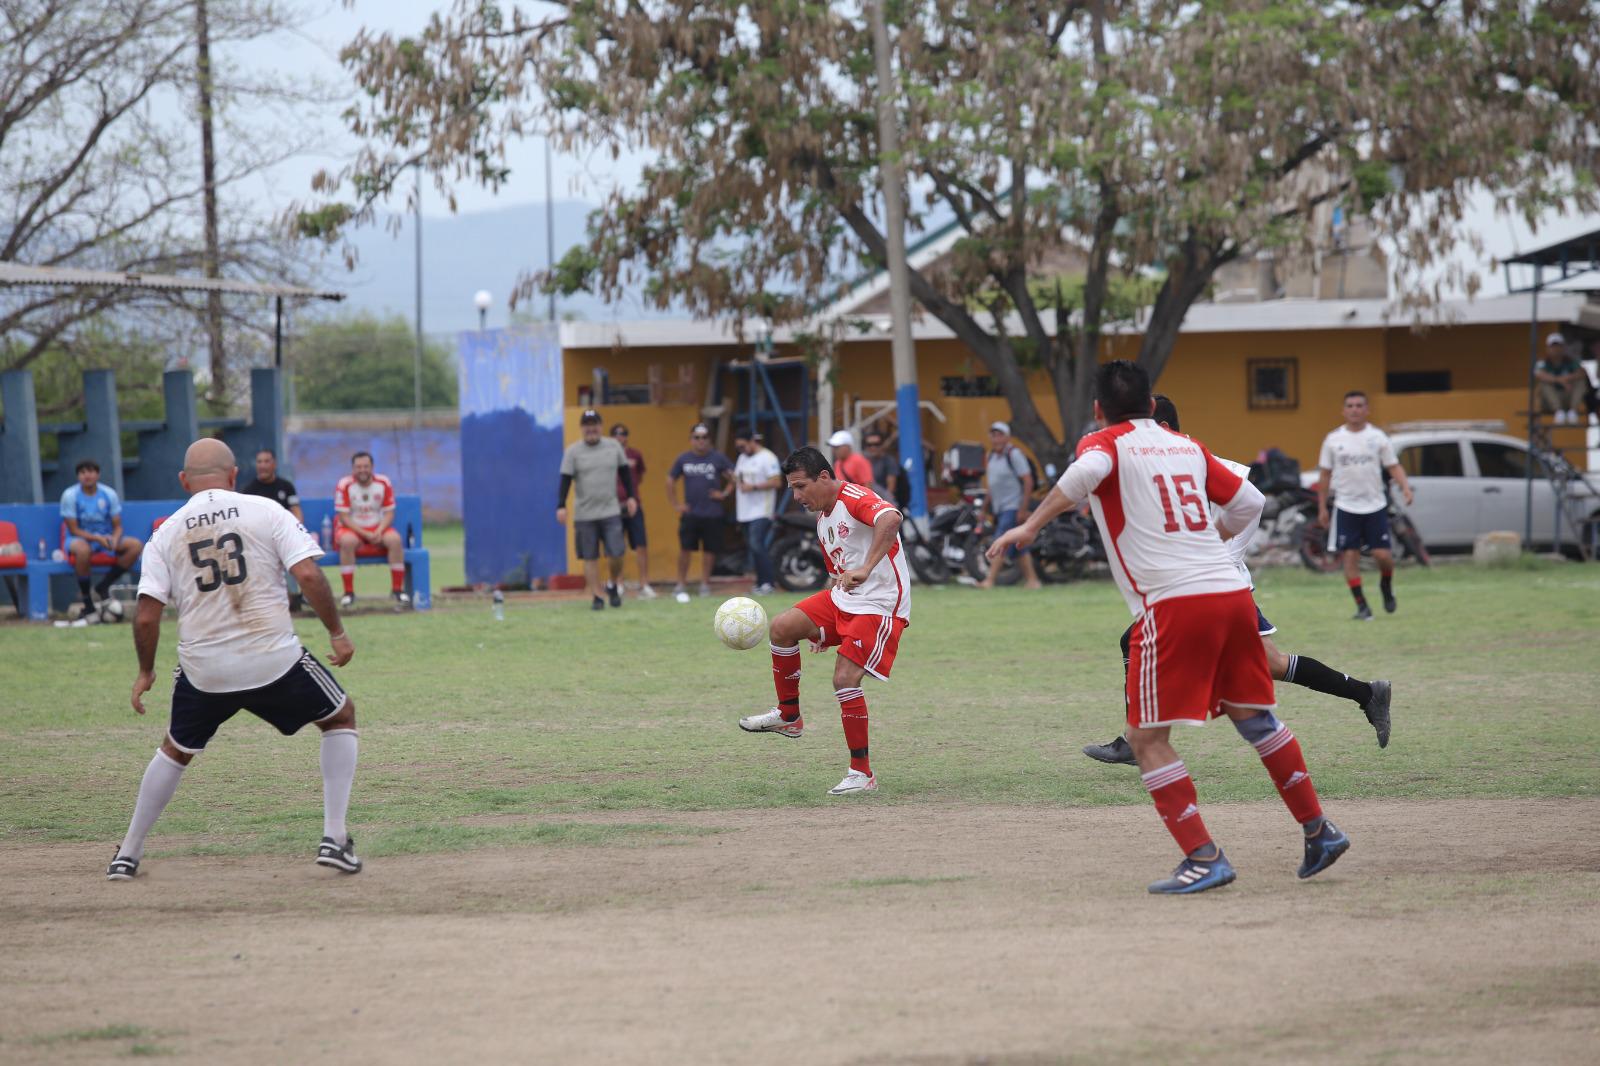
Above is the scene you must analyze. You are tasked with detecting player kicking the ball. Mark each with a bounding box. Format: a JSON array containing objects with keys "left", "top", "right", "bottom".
[
  {"left": 738, "top": 446, "right": 910, "bottom": 796},
  {"left": 992, "top": 362, "right": 1350, "bottom": 894}
]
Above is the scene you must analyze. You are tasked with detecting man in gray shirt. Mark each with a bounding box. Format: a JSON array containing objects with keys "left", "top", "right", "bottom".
[
  {"left": 980, "top": 421, "right": 1042, "bottom": 589},
  {"left": 558, "top": 409, "right": 638, "bottom": 610}
]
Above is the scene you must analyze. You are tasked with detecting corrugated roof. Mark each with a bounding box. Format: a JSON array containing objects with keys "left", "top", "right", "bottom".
[{"left": 0, "top": 262, "right": 344, "bottom": 301}]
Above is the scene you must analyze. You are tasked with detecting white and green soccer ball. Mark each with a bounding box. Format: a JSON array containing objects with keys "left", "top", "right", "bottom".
[{"left": 713, "top": 596, "right": 768, "bottom": 651}]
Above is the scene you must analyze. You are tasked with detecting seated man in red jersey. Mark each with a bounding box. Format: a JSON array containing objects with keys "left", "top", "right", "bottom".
[
  {"left": 333, "top": 451, "right": 408, "bottom": 608},
  {"left": 737, "top": 446, "right": 910, "bottom": 797}
]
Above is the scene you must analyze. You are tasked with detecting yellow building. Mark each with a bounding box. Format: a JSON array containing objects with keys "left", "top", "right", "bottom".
[{"left": 559, "top": 293, "right": 1584, "bottom": 579}]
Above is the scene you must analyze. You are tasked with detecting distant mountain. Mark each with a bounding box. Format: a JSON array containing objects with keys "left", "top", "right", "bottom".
[{"left": 312, "top": 200, "right": 678, "bottom": 334}]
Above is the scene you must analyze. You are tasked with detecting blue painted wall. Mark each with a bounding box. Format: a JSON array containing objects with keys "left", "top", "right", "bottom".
[{"left": 284, "top": 426, "right": 461, "bottom": 522}]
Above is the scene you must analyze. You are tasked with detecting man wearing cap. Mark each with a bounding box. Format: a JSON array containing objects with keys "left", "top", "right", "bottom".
[
  {"left": 667, "top": 423, "right": 736, "bottom": 603},
  {"left": 558, "top": 410, "right": 639, "bottom": 611},
  {"left": 1535, "top": 333, "right": 1589, "bottom": 425},
  {"left": 980, "top": 421, "right": 1042, "bottom": 589},
  {"left": 828, "top": 430, "right": 875, "bottom": 487}
]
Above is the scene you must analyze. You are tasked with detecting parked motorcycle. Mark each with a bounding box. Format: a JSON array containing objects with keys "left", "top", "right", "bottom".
[{"left": 770, "top": 508, "right": 829, "bottom": 592}]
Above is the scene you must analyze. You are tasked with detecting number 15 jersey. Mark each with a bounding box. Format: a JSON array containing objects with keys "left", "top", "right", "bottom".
[
  {"left": 1063, "top": 419, "right": 1256, "bottom": 617},
  {"left": 138, "top": 489, "right": 324, "bottom": 693}
]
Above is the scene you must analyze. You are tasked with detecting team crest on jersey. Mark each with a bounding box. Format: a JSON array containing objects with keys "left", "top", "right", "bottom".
[{"left": 836, "top": 524, "right": 851, "bottom": 539}]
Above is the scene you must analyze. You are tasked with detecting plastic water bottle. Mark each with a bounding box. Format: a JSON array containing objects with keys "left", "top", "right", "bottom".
[
  {"left": 37, "top": 537, "right": 47, "bottom": 560},
  {"left": 491, "top": 589, "right": 505, "bottom": 621},
  {"left": 405, "top": 523, "right": 414, "bottom": 548},
  {"left": 320, "top": 515, "right": 332, "bottom": 549}
]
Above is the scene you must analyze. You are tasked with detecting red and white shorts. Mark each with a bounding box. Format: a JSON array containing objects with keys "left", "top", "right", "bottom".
[
  {"left": 796, "top": 590, "right": 908, "bottom": 681},
  {"left": 1126, "top": 588, "right": 1275, "bottom": 730}
]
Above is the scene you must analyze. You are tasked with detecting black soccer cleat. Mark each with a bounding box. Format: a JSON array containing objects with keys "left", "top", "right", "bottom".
[
  {"left": 591, "top": 595, "right": 605, "bottom": 611},
  {"left": 1362, "top": 680, "right": 1392, "bottom": 749},
  {"left": 606, "top": 583, "right": 622, "bottom": 608},
  {"left": 106, "top": 854, "right": 140, "bottom": 881},
  {"left": 1382, "top": 589, "right": 1397, "bottom": 614},
  {"left": 1083, "top": 735, "right": 1137, "bottom": 766},
  {"left": 1298, "top": 820, "right": 1350, "bottom": 879},
  {"left": 1351, "top": 604, "right": 1373, "bottom": 622},
  {"left": 392, "top": 590, "right": 412, "bottom": 608},
  {"left": 315, "top": 835, "right": 362, "bottom": 874}
]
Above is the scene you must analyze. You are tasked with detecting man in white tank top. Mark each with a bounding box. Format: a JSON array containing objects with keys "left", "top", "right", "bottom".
[{"left": 106, "top": 439, "right": 364, "bottom": 882}]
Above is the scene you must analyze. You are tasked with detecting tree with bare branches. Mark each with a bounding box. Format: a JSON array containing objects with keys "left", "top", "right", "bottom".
[{"left": 310, "top": 1, "right": 1600, "bottom": 468}]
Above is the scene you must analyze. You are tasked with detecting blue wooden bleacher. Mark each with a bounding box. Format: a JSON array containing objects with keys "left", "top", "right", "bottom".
[{"left": 0, "top": 495, "right": 431, "bottom": 620}]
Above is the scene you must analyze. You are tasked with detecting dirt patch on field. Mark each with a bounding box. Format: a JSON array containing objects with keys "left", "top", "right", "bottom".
[{"left": 2, "top": 798, "right": 1598, "bottom": 1064}]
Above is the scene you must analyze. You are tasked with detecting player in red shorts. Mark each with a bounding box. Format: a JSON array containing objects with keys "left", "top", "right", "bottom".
[
  {"left": 992, "top": 361, "right": 1350, "bottom": 894},
  {"left": 738, "top": 446, "right": 910, "bottom": 796},
  {"left": 333, "top": 451, "right": 409, "bottom": 608}
]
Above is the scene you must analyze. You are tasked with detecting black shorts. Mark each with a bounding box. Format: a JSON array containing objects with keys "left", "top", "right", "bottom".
[
  {"left": 168, "top": 649, "right": 347, "bottom": 753},
  {"left": 678, "top": 514, "right": 725, "bottom": 552},
  {"left": 1333, "top": 507, "right": 1391, "bottom": 553},
  {"left": 1254, "top": 602, "right": 1277, "bottom": 636},
  {"left": 575, "top": 515, "right": 626, "bottom": 560},
  {"left": 621, "top": 507, "right": 648, "bottom": 550}
]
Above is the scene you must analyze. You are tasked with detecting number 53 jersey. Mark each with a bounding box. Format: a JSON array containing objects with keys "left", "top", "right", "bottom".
[
  {"left": 139, "top": 489, "right": 324, "bottom": 692},
  {"left": 1065, "top": 419, "right": 1253, "bottom": 618}
]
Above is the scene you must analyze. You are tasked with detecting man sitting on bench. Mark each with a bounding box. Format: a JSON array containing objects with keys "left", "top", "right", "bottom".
[
  {"left": 61, "top": 458, "right": 143, "bottom": 618},
  {"left": 333, "top": 450, "right": 409, "bottom": 608}
]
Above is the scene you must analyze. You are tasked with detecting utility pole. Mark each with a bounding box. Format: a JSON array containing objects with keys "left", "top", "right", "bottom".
[
  {"left": 870, "top": 0, "right": 927, "bottom": 519},
  {"left": 413, "top": 163, "right": 424, "bottom": 428},
  {"left": 195, "top": 0, "right": 226, "bottom": 403}
]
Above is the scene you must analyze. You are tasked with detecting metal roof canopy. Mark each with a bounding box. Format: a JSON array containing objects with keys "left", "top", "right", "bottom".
[{"left": 0, "top": 261, "right": 345, "bottom": 368}]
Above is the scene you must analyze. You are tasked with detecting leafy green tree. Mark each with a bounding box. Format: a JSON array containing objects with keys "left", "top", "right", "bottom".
[
  {"left": 306, "top": 1, "right": 1600, "bottom": 468},
  {"left": 289, "top": 312, "right": 457, "bottom": 412}
]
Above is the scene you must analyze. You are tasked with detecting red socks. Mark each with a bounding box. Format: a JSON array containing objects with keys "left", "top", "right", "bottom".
[
  {"left": 390, "top": 565, "right": 405, "bottom": 593},
  {"left": 340, "top": 567, "right": 354, "bottom": 595},
  {"left": 1251, "top": 724, "right": 1324, "bottom": 824},
  {"left": 835, "top": 687, "right": 870, "bottom": 774},
  {"left": 1141, "top": 760, "right": 1212, "bottom": 854},
  {"left": 770, "top": 644, "right": 801, "bottom": 722}
]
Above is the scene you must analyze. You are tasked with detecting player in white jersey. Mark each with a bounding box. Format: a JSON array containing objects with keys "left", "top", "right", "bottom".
[
  {"left": 992, "top": 362, "right": 1351, "bottom": 894},
  {"left": 333, "top": 450, "right": 409, "bottom": 608},
  {"left": 1316, "top": 391, "right": 1413, "bottom": 620},
  {"left": 737, "top": 446, "right": 910, "bottom": 796},
  {"left": 106, "top": 439, "right": 363, "bottom": 881},
  {"left": 1082, "top": 395, "right": 1392, "bottom": 767}
]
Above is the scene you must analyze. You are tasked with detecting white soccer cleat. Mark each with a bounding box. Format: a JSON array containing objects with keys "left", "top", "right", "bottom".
[
  {"left": 637, "top": 584, "right": 658, "bottom": 600},
  {"left": 673, "top": 586, "right": 691, "bottom": 604},
  {"left": 738, "top": 707, "right": 803, "bottom": 738},
  {"left": 827, "top": 769, "right": 877, "bottom": 795}
]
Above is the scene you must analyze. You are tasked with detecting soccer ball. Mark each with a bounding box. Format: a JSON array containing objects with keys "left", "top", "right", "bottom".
[
  {"left": 98, "top": 598, "right": 125, "bottom": 624},
  {"left": 713, "top": 596, "right": 768, "bottom": 651}
]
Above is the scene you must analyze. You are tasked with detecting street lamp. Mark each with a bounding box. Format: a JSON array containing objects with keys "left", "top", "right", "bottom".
[{"left": 474, "top": 289, "right": 492, "bottom": 330}]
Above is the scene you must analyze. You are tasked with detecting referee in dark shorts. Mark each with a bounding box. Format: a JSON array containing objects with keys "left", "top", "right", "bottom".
[{"left": 108, "top": 438, "right": 362, "bottom": 881}]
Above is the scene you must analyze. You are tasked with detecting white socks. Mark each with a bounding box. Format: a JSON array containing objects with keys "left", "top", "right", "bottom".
[
  {"left": 118, "top": 749, "right": 187, "bottom": 861},
  {"left": 319, "top": 729, "right": 359, "bottom": 842}
]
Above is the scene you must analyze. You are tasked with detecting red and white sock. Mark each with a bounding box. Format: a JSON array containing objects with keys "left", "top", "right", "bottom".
[
  {"left": 1252, "top": 723, "right": 1323, "bottom": 824},
  {"left": 1141, "top": 760, "right": 1211, "bottom": 854},
  {"left": 390, "top": 565, "right": 405, "bottom": 593},
  {"left": 771, "top": 643, "right": 801, "bottom": 722},
  {"left": 835, "top": 687, "right": 870, "bottom": 775},
  {"left": 340, "top": 567, "right": 355, "bottom": 595}
]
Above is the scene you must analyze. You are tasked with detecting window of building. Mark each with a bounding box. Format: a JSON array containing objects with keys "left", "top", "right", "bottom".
[
  {"left": 1247, "top": 358, "right": 1297, "bottom": 409},
  {"left": 1386, "top": 370, "right": 1452, "bottom": 393},
  {"left": 1399, "top": 442, "right": 1465, "bottom": 478},
  {"left": 941, "top": 375, "right": 1003, "bottom": 398}
]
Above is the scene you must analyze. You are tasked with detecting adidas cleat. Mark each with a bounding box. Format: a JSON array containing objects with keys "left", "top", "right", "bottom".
[
  {"left": 1148, "top": 851, "right": 1236, "bottom": 895},
  {"left": 1083, "top": 735, "right": 1137, "bottom": 766},
  {"left": 315, "top": 834, "right": 363, "bottom": 874},
  {"left": 106, "top": 854, "right": 140, "bottom": 881},
  {"left": 1298, "top": 820, "right": 1350, "bottom": 879},
  {"left": 738, "top": 708, "right": 803, "bottom": 738},
  {"left": 827, "top": 769, "right": 877, "bottom": 796},
  {"left": 1362, "top": 680, "right": 1392, "bottom": 749}
]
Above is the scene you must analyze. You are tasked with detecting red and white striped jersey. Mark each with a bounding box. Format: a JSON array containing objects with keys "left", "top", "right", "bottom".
[
  {"left": 1059, "top": 419, "right": 1259, "bottom": 617},
  {"left": 816, "top": 482, "right": 911, "bottom": 621},
  {"left": 334, "top": 473, "right": 395, "bottom": 530}
]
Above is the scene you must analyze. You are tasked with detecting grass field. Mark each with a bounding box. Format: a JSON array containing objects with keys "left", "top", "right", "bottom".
[{"left": 2, "top": 560, "right": 1598, "bottom": 1063}]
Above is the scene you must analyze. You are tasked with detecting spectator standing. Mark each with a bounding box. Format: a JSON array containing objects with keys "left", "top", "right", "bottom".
[
  {"left": 611, "top": 423, "right": 655, "bottom": 598},
  {"left": 1316, "top": 391, "right": 1413, "bottom": 621},
  {"left": 734, "top": 429, "right": 783, "bottom": 594},
  {"left": 863, "top": 431, "right": 899, "bottom": 501},
  {"left": 61, "top": 459, "right": 143, "bottom": 618},
  {"left": 979, "top": 422, "right": 1042, "bottom": 590},
  {"left": 558, "top": 410, "right": 638, "bottom": 611},
  {"left": 827, "top": 430, "right": 874, "bottom": 486},
  {"left": 667, "top": 423, "right": 735, "bottom": 603},
  {"left": 240, "top": 448, "right": 306, "bottom": 611},
  {"left": 1535, "top": 332, "right": 1588, "bottom": 424},
  {"left": 333, "top": 451, "right": 409, "bottom": 608}
]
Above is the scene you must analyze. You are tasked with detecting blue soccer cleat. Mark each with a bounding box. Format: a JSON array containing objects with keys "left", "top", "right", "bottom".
[
  {"left": 1298, "top": 820, "right": 1351, "bottom": 879},
  {"left": 1148, "top": 850, "right": 1236, "bottom": 895}
]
